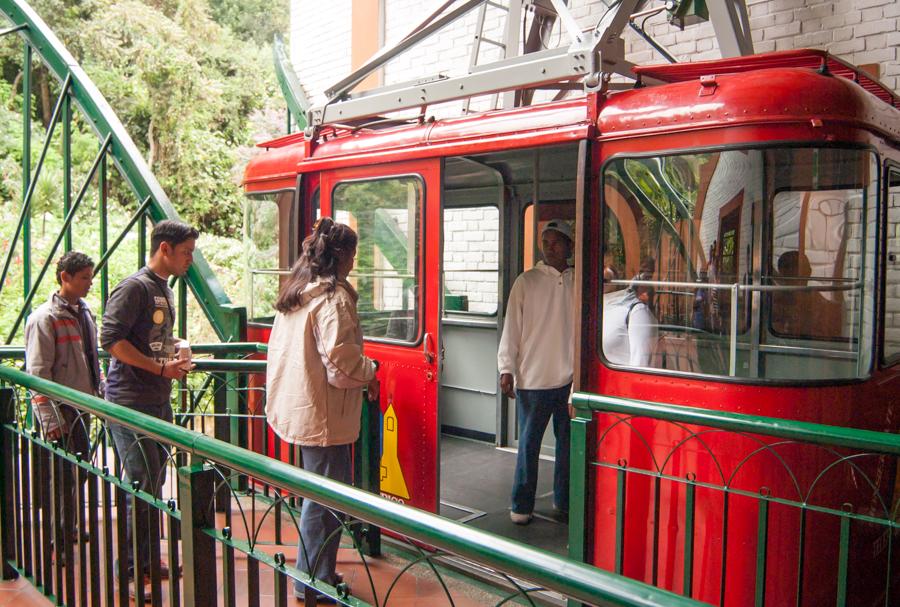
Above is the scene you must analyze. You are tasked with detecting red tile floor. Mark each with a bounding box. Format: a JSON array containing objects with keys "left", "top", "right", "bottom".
[{"left": 0, "top": 510, "right": 503, "bottom": 606}]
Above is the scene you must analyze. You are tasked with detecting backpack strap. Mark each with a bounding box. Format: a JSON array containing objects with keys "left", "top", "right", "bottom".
[{"left": 625, "top": 301, "right": 641, "bottom": 329}]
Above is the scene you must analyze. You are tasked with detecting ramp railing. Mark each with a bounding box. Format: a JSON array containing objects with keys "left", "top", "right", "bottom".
[
  {"left": 0, "top": 359, "right": 704, "bottom": 607},
  {"left": 570, "top": 392, "right": 900, "bottom": 606}
]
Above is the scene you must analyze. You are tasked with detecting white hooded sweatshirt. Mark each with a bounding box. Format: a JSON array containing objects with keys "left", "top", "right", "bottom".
[{"left": 497, "top": 261, "right": 574, "bottom": 390}]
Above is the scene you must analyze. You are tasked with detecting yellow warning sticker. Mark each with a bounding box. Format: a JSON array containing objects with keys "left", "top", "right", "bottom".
[{"left": 379, "top": 404, "right": 410, "bottom": 500}]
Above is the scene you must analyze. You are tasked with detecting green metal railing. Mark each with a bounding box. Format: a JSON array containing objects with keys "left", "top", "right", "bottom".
[
  {"left": 0, "top": 0, "right": 246, "bottom": 344},
  {"left": 569, "top": 392, "right": 900, "bottom": 607},
  {"left": 0, "top": 363, "right": 705, "bottom": 607}
]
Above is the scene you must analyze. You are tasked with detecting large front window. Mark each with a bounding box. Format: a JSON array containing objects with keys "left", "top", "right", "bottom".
[
  {"left": 333, "top": 177, "right": 422, "bottom": 342},
  {"left": 601, "top": 147, "right": 877, "bottom": 381}
]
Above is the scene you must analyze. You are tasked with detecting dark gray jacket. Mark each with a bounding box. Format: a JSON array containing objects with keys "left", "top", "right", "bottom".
[{"left": 100, "top": 267, "right": 176, "bottom": 407}]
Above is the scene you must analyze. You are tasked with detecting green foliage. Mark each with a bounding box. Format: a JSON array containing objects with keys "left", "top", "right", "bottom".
[
  {"left": 209, "top": 0, "right": 290, "bottom": 46},
  {"left": 0, "top": 0, "right": 291, "bottom": 345}
]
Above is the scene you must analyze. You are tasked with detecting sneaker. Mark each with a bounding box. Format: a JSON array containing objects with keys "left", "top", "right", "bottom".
[
  {"left": 293, "top": 588, "right": 342, "bottom": 604},
  {"left": 292, "top": 575, "right": 347, "bottom": 604},
  {"left": 510, "top": 511, "right": 533, "bottom": 525}
]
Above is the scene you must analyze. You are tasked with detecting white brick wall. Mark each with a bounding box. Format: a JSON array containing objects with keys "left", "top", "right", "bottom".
[
  {"left": 291, "top": 0, "right": 899, "bottom": 103},
  {"left": 443, "top": 207, "right": 500, "bottom": 313},
  {"left": 291, "top": 0, "right": 353, "bottom": 105}
]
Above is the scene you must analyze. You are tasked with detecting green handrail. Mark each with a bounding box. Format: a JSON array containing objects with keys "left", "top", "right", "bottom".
[
  {"left": 0, "top": 342, "right": 269, "bottom": 360},
  {"left": 0, "top": 365, "right": 702, "bottom": 607},
  {"left": 0, "top": 0, "right": 246, "bottom": 343},
  {"left": 572, "top": 392, "right": 900, "bottom": 455}
]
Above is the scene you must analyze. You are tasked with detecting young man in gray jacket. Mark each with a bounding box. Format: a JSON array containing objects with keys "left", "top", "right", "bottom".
[
  {"left": 25, "top": 251, "right": 103, "bottom": 553},
  {"left": 25, "top": 250, "right": 102, "bottom": 448}
]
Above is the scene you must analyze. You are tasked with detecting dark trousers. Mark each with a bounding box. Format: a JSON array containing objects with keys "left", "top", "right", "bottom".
[
  {"left": 511, "top": 384, "right": 571, "bottom": 515},
  {"left": 39, "top": 405, "right": 91, "bottom": 542},
  {"left": 295, "top": 444, "right": 352, "bottom": 590},
  {"left": 108, "top": 402, "right": 172, "bottom": 576}
]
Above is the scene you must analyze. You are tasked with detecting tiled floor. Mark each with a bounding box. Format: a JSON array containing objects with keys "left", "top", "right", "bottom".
[{"left": 0, "top": 577, "right": 52, "bottom": 606}]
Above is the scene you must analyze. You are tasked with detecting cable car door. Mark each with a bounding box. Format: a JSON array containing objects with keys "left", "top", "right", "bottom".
[{"left": 321, "top": 160, "right": 441, "bottom": 513}]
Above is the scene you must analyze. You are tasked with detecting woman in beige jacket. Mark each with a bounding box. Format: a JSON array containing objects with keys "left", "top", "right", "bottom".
[{"left": 265, "top": 217, "right": 379, "bottom": 600}]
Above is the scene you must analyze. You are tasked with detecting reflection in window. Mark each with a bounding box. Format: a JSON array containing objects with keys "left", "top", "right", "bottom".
[
  {"left": 770, "top": 189, "right": 856, "bottom": 340},
  {"left": 601, "top": 148, "right": 876, "bottom": 381},
  {"left": 443, "top": 206, "right": 499, "bottom": 315},
  {"left": 244, "top": 192, "right": 291, "bottom": 320},
  {"left": 333, "top": 177, "right": 421, "bottom": 341},
  {"left": 885, "top": 170, "right": 900, "bottom": 363}
]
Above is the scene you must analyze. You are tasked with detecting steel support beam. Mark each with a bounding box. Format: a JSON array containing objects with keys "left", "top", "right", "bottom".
[
  {"left": 324, "top": 0, "right": 484, "bottom": 102},
  {"left": 313, "top": 45, "right": 603, "bottom": 126},
  {"left": 707, "top": 0, "right": 754, "bottom": 57}
]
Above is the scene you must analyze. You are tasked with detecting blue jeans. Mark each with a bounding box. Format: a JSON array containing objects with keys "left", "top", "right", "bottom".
[
  {"left": 511, "top": 384, "right": 571, "bottom": 515},
  {"left": 108, "top": 401, "right": 172, "bottom": 576},
  {"left": 295, "top": 444, "right": 351, "bottom": 591}
]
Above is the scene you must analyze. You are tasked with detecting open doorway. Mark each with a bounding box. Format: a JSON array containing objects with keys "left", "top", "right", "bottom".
[{"left": 438, "top": 143, "right": 580, "bottom": 554}]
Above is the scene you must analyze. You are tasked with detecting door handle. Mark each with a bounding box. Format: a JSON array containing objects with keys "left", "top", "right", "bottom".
[{"left": 423, "top": 332, "right": 435, "bottom": 365}]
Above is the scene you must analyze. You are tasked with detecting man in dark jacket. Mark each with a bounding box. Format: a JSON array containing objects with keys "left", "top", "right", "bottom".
[{"left": 100, "top": 220, "right": 196, "bottom": 592}]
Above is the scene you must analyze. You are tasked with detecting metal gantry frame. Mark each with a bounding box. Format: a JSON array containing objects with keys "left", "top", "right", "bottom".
[{"left": 304, "top": 0, "right": 754, "bottom": 133}]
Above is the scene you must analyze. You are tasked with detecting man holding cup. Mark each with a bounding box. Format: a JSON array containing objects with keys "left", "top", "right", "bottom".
[{"left": 100, "top": 220, "right": 197, "bottom": 594}]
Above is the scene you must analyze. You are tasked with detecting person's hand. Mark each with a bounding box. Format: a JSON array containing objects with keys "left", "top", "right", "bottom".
[
  {"left": 367, "top": 378, "right": 380, "bottom": 403},
  {"left": 160, "top": 360, "right": 193, "bottom": 381},
  {"left": 45, "top": 427, "right": 63, "bottom": 442},
  {"left": 500, "top": 373, "right": 515, "bottom": 399},
  {"left": 568, "top": 404, "right": 575, "bottom": 419}
]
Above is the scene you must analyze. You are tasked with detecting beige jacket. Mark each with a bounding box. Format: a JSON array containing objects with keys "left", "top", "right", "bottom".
[{"left": 265, "top": 280, "right": 376, "bottom": 447}]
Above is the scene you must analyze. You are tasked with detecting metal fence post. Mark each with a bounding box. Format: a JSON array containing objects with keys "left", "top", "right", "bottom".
[
  {"left": 567, "top": 407, "right": 596, "bottom": 607},
  {"left": 352, "top": 393, "right": 382, "bottom": 556},
  {"left": 178, "top": 463, "right": 217, "bottom": 606},
  {"left": 0, "top": 388, "right": 18, "bottom": 580},
  {"left": 212, "top": 372, "right": 234, "bottom": 511}
]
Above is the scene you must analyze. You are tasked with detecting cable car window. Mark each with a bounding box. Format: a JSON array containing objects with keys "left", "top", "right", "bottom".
[
  {"left": 601, "top": 147, "right": 876, "bottom": 382},
  {"left": 333, "top": 176, "right": 422, "bottom": 342},
  {"left": 443, "top": 206, "right": 499, "bottom": 316},
  {"left": 884, "top": 168, "right": 900, "bottom": 364},
  {"left": 244, "top": 191, "right": 293, "bottom": 321}
]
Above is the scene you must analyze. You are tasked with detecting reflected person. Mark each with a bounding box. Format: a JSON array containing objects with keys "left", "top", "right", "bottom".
[{"left": 603, "top": 272, "right": 658, "bottom": 367}]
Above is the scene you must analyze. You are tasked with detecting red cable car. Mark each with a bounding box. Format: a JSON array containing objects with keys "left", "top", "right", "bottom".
[{"left": 243, "top": 49, "right": 900, "bottom": 605}]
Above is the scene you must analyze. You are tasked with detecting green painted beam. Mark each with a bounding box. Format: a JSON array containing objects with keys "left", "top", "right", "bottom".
[{"left": 273, "top": 33, "right": 309, "bottom": 131}]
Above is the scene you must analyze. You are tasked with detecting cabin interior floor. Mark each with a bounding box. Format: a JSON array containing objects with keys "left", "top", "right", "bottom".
[{"left": 439, "top": 435, "right": 569, "bottom": 556}]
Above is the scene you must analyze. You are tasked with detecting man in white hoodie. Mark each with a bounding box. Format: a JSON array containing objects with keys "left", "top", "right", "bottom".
[{"left": 498, "top": 219, "right": 574, "bottom": 525}]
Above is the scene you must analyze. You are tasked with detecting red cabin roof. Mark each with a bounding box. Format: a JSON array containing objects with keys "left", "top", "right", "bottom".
[
  {"left": 634, "top": 49, "right": 899, "bottom": 109},
  {"left": 244, "top": 49, "right": 900, "bottom": 186}
]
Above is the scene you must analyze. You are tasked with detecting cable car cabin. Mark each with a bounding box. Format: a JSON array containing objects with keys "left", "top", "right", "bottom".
[{"left": 243, "top": 50, "right": 900, "bottom": 606}]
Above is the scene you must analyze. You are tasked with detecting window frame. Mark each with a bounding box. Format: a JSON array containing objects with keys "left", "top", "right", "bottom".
[
  {"left": 597, "top": 142, "right": 881, "bottom": 386},
  {"left": 881, "top": 161, "right": 900, "bottom": 367},
  {"left": 243, "top": 188, "right": 295, "bottom": 322},
  {"left": 330, "top": 173, "right": 426, "bottom": 346}
]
